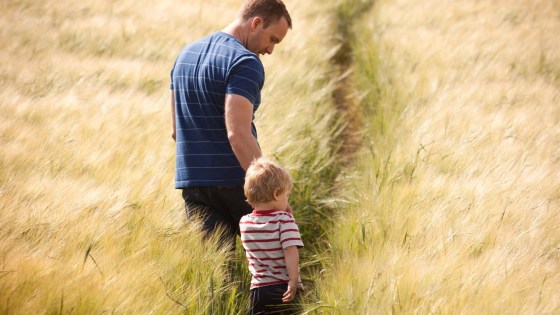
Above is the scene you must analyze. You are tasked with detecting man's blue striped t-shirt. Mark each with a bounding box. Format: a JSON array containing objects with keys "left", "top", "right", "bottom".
[{"left": 170, "top": 32, "right": 264, "bottom": 188}]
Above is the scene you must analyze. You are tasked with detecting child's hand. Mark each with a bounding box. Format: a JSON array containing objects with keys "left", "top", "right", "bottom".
[{"left": 282, "top": 281, "right": 297, "bottom": 303}]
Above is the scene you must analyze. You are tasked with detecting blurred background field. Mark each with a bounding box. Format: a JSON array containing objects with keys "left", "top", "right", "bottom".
[
  {"left": 314, "top": 0, "right": 560, "bottom": 314},
  {"left": 1, "top": 0, "right": 559, "bottom": 314},
  {"left": 0, "top": 0, "right": 347, "bottom": 312}
]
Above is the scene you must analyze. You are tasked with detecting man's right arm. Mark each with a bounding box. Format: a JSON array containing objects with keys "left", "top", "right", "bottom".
[
  {"left": 225, "top": 93, "right": 261, "bottom": 170},
  {"left": 171, "top": 90, "right": 176, "bottom": 142}
]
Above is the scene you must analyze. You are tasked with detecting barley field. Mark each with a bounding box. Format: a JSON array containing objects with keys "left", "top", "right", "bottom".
[
  {"left": 314, "top": 0, "right": 560, "bottom": 314},
  {"left": 0, "top": 0, "right": 342, "bottom": 313},
  {"left": 1, "top": 0, "right": 559, "bottom": 314}
]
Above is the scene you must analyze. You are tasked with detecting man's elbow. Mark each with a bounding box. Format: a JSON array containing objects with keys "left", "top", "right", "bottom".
[
  {"left": 227, "top": 131, "right": 248, "bottom": 150},
  {"left": 227, "top": 131, "right": 239, "bottom": 146}
]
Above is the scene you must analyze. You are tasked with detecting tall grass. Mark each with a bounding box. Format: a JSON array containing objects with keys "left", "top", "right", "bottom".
[
  {"left": 4, "top": 0, "right": 557, "bottom": 313},
  {"left": 0, "top": 0, "right": 346, "bottom": 313},
  {"left": 314, "top": 0, "right": 560, "bottom": 313}
]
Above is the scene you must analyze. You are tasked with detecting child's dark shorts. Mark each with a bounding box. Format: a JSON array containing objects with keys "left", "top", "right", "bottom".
[{"left": 250, "top": 283, "right": 301, "bottom": 315}]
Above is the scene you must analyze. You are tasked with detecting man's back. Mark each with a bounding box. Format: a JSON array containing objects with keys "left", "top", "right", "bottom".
[{"left": 170, "top": 32, "right": 264, "bottom": 188}]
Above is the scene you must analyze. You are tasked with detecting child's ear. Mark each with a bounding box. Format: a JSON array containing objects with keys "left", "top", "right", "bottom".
[{"left": 273, "top": 189, "right": 280, "bottom": 200}]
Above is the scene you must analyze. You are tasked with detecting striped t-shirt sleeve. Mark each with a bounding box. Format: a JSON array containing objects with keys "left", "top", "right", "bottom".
[
  {"left": 280, "top": 213, "right": 304, "bottom": 249},
  {"left": 226, "top": 56, "right": 264, "bottom": 106}
]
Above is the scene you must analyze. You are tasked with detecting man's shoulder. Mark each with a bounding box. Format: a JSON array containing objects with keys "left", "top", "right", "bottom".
[
  {"left": 199, "top": 33, "right": 247, "bottom": 53},
  {"left": 211, "top": 34, "right": 262, "bottom": 65},
  {"left": 192, "top": 33, "right": 261, "bottom": 65},
  {"left": 183, "top": 32, "right": 232, "bottom": 52}
]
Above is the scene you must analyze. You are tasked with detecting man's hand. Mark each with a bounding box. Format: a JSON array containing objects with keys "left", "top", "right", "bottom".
[{"left": 282, "top": 280, "right": 297, "bottom": 303}]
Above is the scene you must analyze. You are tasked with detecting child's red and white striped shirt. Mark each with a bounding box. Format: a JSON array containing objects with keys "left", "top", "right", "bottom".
[{"left": 239, "top": 209, "right": 304, "bottom": 289}]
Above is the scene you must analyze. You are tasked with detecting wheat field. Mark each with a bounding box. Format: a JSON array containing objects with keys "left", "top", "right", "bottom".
[
  {"left": 0, "top": 0, "right": 344, "bottom": 313},
  {"left": 1, "top": 0, "right": 559, "bottom": 314},
  {"left": 315, "top": 0, "right": 560, "bottom": 314}
]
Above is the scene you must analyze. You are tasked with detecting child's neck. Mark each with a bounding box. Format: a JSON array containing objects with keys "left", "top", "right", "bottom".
[{"left": 252, "top": 200, "right": 281, "bottom": 211}]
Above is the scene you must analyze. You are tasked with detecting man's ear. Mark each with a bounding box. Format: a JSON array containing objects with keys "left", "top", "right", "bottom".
[{"left": 250, "top": 16, "right": 263, "bottom": 30}]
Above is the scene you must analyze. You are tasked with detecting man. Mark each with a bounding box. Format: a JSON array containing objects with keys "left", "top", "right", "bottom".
[{"left": 170, "top": 0, "right": 292, "bottom": 250}]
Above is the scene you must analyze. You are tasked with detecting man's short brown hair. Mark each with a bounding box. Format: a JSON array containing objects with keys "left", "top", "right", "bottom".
[
  {"left": 244, "top": 157, "right": 293, "bottom": 206},
  {"left": 240, "top": 0, "right": 292, "bottom": 29}
]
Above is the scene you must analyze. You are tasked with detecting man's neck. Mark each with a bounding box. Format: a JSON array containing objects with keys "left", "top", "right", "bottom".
[{"left": 223, "top": 19, "right": 249, "bottom": 47}]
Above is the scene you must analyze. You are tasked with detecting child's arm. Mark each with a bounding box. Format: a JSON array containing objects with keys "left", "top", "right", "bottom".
[{"left": 282, "top": 246, "right": 299, "bottom": 303}]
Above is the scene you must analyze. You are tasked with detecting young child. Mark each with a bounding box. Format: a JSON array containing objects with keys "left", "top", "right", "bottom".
[{"left": 240, "top": 157, "right": 304, "bottom": 314}]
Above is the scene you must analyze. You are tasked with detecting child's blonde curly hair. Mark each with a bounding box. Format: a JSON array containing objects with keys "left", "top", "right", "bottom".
[{"left": 244, "top": 157, "right": 293, "bottom": 206}]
